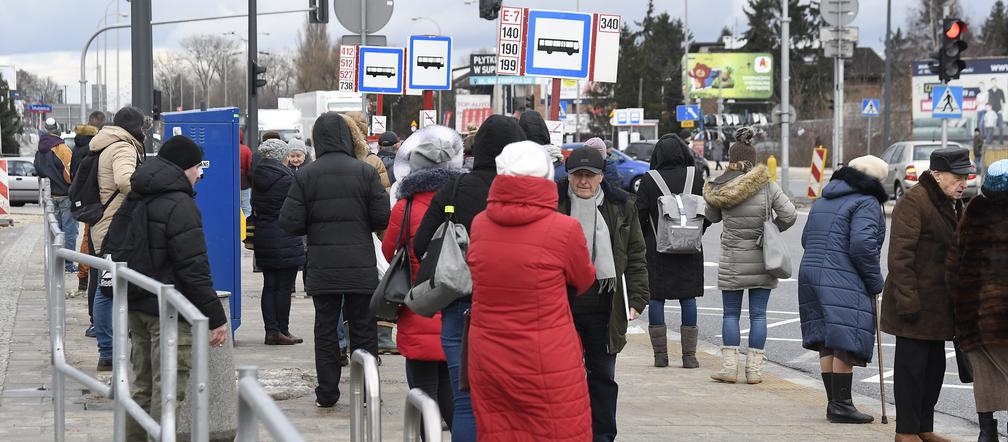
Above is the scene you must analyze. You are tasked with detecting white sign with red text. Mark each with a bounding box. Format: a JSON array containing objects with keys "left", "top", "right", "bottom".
[
  {"left": 496, "top": 7, "right": 526, "bottom": 75},
  {"left": 338, "top": 45, "right": 358, "bottom": 92}
]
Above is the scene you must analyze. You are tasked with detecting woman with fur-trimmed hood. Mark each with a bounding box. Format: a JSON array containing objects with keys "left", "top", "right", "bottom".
[
  {"left": 341, "top": 111, "right": 391, "bottom": 191},
  {"left": 704, "top": 127, "right": 797, "bottom": 385}
]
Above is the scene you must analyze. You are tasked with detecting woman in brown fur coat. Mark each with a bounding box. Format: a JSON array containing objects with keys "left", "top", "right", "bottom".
[{"left": 947, "top": 159, "right": 1008, "bottom": 441}]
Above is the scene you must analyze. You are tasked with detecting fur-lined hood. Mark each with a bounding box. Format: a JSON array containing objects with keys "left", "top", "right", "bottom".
[
  {"left": 340, "top": 113, "right": 372, "bottom": 160},
  {"left": 704, "top": 164, "right": 770, "bottom": 209},
  {"left": 396, "top": 168, "right": 465, "bottom": 200},
  {"left": 823, "top": 165, "right": 889, "bottom": 203}
]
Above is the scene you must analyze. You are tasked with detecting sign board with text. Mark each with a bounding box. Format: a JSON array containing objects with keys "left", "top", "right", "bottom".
[
  {"left": 358, "top": 46, "right": 405, "bottom": 94},
  {"left": 455, "top": 95, "right": 492, "bottom": 132},
  {"left": 495, "top": 8, "right": 621, "bottom": 82},
  {"left": 496, "top": 6, "right": 526, "bottom": 75},
  {"left": 338, "top": 46, "right": 358, "bottom": 92},
  {"left": 408, "top": 35, "right": 452, "bottom": 90},
  {"left": 470, "top": 54, "right": 497, "bottom": 76},
  {"left": 684, "top": 52, "right": 774, "bottom": 100}
]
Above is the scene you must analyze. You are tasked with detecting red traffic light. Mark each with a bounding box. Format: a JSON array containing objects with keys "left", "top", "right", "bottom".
[{"left": 945, "top": 20, "right": 965, "bottom": 39}]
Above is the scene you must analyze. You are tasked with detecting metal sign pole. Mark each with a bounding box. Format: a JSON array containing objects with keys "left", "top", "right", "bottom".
[
  {"left": 838, "top": 57, "right": 845, "bottom": 166},
  {"left": 867, "top": 117, "right": 872, "bottom": 155},
  {"left": 360, "top": 0, "right": 368, "bottom": 115},
  {"left": 832, "top": 56, "right": 840, "bottom": 171},
  {"left": 780, "top": 0, "right": 791, "bottom": 195},
  {"left": 941, "top": 80, "right": 949, "bottom": 150}
]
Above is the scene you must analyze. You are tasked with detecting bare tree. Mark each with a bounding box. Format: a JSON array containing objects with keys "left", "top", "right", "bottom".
[
  {"left": 295, "top": 21, "right": 336, "bottom": 91},
  {"left": 154, "top": 52, "right": 188, "bottom": 112},
  {"left": 180, "top": 34, "right": 236, "bottom": 107}
]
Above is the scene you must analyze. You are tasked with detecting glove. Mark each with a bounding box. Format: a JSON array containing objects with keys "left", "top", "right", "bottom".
[{"left": 543, "top": 144, "right": 564, "bottom": 165}]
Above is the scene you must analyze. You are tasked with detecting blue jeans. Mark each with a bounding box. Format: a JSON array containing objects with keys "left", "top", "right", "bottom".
[
  {"left": 54, "top": 197, "right": 78, "bottom": 270},
  {"left": 648, "top": 298, "right": 697, "bottom": 327},
  {"left": 441, "top": 301, "right": 475, "bottom": 442},
  {"left": 338, "top": 309, "right": 346, "bottom": 351},
  {"left": 721, "top": 289, "right": 771, "bottom": 349},
  {"left": 94, "top": 285, "right": 113, "bottom": 361},
  {"left": 240, "top": 188, "right": 252, "bottom": 218}
]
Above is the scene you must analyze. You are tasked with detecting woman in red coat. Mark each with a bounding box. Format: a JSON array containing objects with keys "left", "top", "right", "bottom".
[
  {"left": 381, "top": 125, "right": 465, "bottom": 429},
  {"left": 467, "top": 141, "right": 597, "bottom": 442}
]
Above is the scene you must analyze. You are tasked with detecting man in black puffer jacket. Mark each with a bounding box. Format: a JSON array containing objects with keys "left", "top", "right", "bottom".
[
  {"left": 280, "top": 112, "right": 390, "bottom": 407},
  {"left": 114, "top": 135, "right": 229, "bottom": 440},
  {"left": 411, "top": 114, "right": 526, "bottom": 437}
]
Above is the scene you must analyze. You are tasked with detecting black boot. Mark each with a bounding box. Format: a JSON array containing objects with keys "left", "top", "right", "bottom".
[
  {"left": 820, "top": 372, "right": 834, "bottom": 419},
  {"left": 977, "top": 412, "right": 998, "bottom": 442},
  {"left": 827, "top": 372, "right": 874, "bottom": 424}
]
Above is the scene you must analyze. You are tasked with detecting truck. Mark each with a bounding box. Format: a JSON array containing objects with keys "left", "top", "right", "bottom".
[
  {"left": 258, "top": 109, "right": 303, "bottom": 143},
  {"left": 293, "top": 91, "right": 364, "bottom": 140}
]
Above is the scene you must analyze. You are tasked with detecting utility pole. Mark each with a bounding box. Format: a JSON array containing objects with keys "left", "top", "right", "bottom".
[
  {"left": 780, "top": 0, "right": 791, "bottom": 195},
  {"left": 247, "top": 0, "right": 259, "bottom": 153},
  {"left": 881, "top": 0, "right": 893, "bottom": 149},
  {"left": 360, "top": 0, "right": 368, "bottom": 115},
  {"left": 130, "top": 0, "right": 154, "bottom": 152}
]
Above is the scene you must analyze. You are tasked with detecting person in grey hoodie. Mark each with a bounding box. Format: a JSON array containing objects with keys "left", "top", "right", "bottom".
[{"left": 703, "top": 127, "right": 797, "bottom": 385}]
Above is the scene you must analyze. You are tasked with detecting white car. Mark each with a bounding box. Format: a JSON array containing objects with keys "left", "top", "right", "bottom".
[
  {"left": 879, "top": 141, "right": 979, "bottom": 200},
  {"left": 4, "top": 156, "right": 40, "bottom": 206}
]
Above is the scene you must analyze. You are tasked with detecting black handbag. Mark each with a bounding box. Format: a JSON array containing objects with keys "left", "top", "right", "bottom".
[
  {"left": 954, "top": 339, "right": 974, "bottom": 383},
  {"left": 370, "top": 197, "right": 413, "bottom": 323}
]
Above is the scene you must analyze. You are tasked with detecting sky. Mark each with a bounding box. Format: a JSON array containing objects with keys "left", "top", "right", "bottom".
[{"left": 0, "top": 0, "right": 999, "bottom": 106}]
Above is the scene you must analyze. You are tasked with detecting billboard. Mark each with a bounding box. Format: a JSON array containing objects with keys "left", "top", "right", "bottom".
[
  {"left": 683, "top": 53, "right": 773, "bottom": 100},
  {"left": 911, "top": 57, "right": 1008, "bottom": 126}
]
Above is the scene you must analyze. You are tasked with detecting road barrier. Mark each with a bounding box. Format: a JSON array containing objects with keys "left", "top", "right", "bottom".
[
  {"left": 41, "top": 178, "right": 300, "bottom": 441},
  {"left": 235, "top": 367, "right": 306, "bottom": 442},
  {"left": 403, "top": 389, "right": 443, "bottom": 442},
  {"left": 350, "top": 349, "right": 382, "bottom": 442},
  {"left": 807, "top": 146, "right": 828, "bottom": 198},
  {"left": 0, "top": 158, "right": 11, "bottom": 226}
]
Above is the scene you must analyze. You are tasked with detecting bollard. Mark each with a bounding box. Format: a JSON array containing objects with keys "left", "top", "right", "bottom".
[
  {"left": 350, "top": 350, "right": 382, "bottom": 442},
  {"left": 403, "top": 389, "right": 442, "bottom": 442},
  {"left": 807, "top": 146, "right": 829, "bottom": 199},
  {"left": 767, "top": 155, "right": 778, "bottom": 183},
  {"left": 176, "top": 291, "right": 238, "bottom": 441}
]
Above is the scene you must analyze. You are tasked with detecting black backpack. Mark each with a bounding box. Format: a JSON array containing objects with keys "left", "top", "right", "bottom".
[
  {"left": 100, "top": 194, "right": 158, "bottom": 295},
  {"left": 68, "top": 148, "right": 119, "bottom": 224}
]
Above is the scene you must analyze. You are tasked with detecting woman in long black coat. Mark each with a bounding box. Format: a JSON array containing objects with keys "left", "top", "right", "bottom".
[
  {"left": 253, "top": 139, "right": 306, "bottom": 345},
  {"left": 636, "top": 134, "right": 709, "bottom": 368}
]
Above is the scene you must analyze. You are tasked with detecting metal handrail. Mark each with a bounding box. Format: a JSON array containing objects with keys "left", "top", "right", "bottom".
[
  {"left": 350, "top": 349, "right": 382, "bottom": 442},
  {"left": 402, "top": 389, "right": 442, "bottom": 442},
  {"left": 235, "top": 367, "right": 306, "bottom": 442},
  {"left": 41, "top": 179, "right": 209, "bottom": 442}
]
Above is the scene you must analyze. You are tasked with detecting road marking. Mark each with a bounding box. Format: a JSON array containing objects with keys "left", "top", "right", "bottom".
[
  {"left": 666, "top": 305, "right": 800, "bottom": 316},
  {"left": 740, "top": 317, "right": 802, "bottom": 335}
]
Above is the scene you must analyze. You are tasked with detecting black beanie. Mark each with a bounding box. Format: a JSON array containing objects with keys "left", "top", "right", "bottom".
[
  {"left": 158, "top": 135, "right": 203, "bottom": 170},
  {"left": 114, "top": 106, "right": 146, "bottom": 142}
]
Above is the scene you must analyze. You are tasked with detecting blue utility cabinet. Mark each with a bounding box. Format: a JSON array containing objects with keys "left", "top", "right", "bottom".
[{"left": 162, "top": 108, "right": 242, "bottom": 332}]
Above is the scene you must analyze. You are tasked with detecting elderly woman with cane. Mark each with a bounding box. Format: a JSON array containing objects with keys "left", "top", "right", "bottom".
[
  {"left": 947, "top": 159, "right": 1008, "bottom": 441},
  {"left": 798, "top": 155, "right": 889, "bottom": 424}
]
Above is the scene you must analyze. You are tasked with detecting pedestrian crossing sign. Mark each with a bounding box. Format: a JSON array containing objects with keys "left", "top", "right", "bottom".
[
  {"left": 931, "top": 86, "right": 964, "bottom": 119},
  {"left": 861, "top": 99, "right": 879, "bottom": 117}
]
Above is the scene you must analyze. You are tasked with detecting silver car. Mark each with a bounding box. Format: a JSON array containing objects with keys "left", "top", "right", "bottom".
[
  {"left": 4, "top": 157, "right": 41, "bottom": 206},
  {"left": 879, "top": 141, "right": 979, "bottom": 200}
]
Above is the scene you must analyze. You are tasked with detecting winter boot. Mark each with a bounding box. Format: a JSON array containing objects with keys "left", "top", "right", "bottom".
[
  {"left": 710, "top": 346, "right": 739, "bottom": 383},
  {"left": 745, "top": 348, "right": 766, "bottom": 384},
  {"left": 826, "top": 372, "right": 874, "bottom": 424},
  {"left": 977, "top": 412, "right": 998, "bottom": 442},
  {"left": 649, "top": 325, "right": 669, "bottom": 367},
  {"left": 680, "top": 326, "right": 700, "bottom": 368},
  {"left": 821, "top": 372, "right": 835, "bottom": 418}
]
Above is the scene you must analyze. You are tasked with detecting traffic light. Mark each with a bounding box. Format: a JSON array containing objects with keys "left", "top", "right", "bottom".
[
  {"left": 309, "top": 0, "right": 329, "bottom": 24},
  {"left": 930, "top": 18, "right": 968, "bottom": 82},
  {"left": 152, "top": 89, "right": 162, "bottom": 120},
  {"left": 253, "top": 61, "right": 267, "bottom": 90},
  {"left": 479, "top": 0, "right": 502, "bottom": 20},
  {"left": 525, "top": 94, "right": 535, "bottom": 110}
]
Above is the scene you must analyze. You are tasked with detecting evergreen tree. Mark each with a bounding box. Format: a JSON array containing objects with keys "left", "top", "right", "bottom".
[
  {"left": 979, "top": 0, "right": 1008, "bottom": 56},
  {"left": 0, "top": 78, "right": 20, "bottom": 156}
]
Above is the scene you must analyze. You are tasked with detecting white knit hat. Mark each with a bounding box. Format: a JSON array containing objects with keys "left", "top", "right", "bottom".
[
  {"left": 495, "top": 141, "right": 554, "bottom": 180},
  {"left": 847, "top": 155, "right": 888, "bottom": 182}
]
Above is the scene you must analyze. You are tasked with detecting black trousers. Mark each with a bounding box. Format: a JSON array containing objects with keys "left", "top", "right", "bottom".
[
  {"left": 573, "top": 312, "right": 619, "bottom": 442},
  {"left": 312, "top": 294, "right": 378, "bottom": 405},
  {"left": 261, "top": 268, "right": 297, "bottom": 334},
  {"left": 893, "top": 336, "right": 946, "bottom": 434},
  {"left": 405, "top": 359, "right": 454, "bottom": 430}
]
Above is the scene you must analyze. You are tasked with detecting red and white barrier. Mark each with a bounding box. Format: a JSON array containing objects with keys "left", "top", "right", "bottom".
[
  {"left": 807, "top": 146, "right": 828, "bottom": 199},
  {"left": 0, "top": 159, "right": 11, "bottom": 225}
]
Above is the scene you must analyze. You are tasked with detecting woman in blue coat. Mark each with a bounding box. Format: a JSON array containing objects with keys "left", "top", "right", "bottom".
[{"left": 799, "top": 155, "right": 888, "bottom": 425}]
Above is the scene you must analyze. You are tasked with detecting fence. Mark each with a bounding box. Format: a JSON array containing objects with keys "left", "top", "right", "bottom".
[
  {"left": 348, "top": 349, "right": 444, "bottom": 442},
  {"left": 40, "top": 179, "right": 302, "bottom": 441}
]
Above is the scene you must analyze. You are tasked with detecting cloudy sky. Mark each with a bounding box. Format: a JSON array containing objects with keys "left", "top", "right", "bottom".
[{"left": 0, "top": 0, "right": 998, "bottom": 106}]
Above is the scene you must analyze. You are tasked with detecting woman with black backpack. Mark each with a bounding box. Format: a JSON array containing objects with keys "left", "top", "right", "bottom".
[
  {"left": 252, "top": 139, "right": 306, "bottom": 345},
  {"left": 636, "top": 134, "right": 709, "bottom": 368}
]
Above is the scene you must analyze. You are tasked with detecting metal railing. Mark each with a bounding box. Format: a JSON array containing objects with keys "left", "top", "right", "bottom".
[
  {"left": 350, "top": 349, "right": 383, "bottom": 442},
  {"left": 403, "top": 389, "right": 442, "bottom": 442},
  {"left": 235, "top": 367, "right": 306, "bottom": 442},
  {"left": 41, "top": 179, "right": 210, "bottom": 441}
]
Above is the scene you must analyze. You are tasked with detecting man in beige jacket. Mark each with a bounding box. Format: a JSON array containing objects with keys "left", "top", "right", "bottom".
[{"left": 89, "top": 106, "right": 148, "bottom": 371}]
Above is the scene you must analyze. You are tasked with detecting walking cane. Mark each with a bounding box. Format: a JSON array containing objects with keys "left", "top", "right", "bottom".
[{"left": 874, "top": 293, "right": 889, "bottom": 424}]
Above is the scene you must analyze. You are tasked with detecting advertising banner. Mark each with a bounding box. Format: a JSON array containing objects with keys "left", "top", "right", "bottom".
[
  {"left": 683, "top": 52, "right": 773, "bottom": 100},
  {"left": 911, "top": 57, "right": 1008, "bottom": 126}
]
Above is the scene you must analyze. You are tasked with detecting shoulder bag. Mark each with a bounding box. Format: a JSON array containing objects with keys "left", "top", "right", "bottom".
[
  {"left": 370, "top": 197, "right": 413, "bottom": 323},
  {"left": 759, "top": 186, "right": 792, "bottom": 279}
]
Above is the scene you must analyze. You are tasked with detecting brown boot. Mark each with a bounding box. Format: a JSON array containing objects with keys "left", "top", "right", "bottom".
[
  {"left": 283, "top": 331, "right": 304, "bottom": 344},
  {"left": 894, "top": 434, "right": 922, "bottom": 442},
  {"left": 265, "top": 332, "right": 297, "bottom": 345},
  {"left": 917, "top": 432, "right": 950, "bottom": 442},
  {"left": 680, "top": 325, "right": 700, "bottom": 368},
  {"left": 648, "top": 325, "right": 669, "bottom": 367}
]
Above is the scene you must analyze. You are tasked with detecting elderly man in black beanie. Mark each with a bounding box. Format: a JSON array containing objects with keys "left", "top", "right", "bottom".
[{"left": 106, "top": 134, "right": 229, "bottom": 440}]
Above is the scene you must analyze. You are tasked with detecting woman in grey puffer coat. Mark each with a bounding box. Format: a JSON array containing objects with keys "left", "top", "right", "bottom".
[{"left": 703, "top": 129, "right": 797, "bottom": 385}]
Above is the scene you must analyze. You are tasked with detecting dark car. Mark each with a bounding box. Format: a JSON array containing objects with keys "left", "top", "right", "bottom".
[
  {"left": 624, "top": 140, "right": 710, "bottom": 180},
  {"left": 555, "top": 143, "right": 650, "bottom": 192}
]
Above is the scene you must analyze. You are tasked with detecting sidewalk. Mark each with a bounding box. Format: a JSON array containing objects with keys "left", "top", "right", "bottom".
[{"left": 0, "top": 212, "right": 981, "bottom": 441}]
